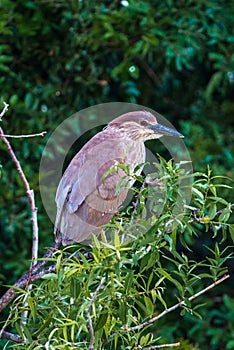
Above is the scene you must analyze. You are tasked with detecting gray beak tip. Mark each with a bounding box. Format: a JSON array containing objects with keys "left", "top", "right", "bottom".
[{"left": 147, "top": 123, "right": 184, "bottom": 138}]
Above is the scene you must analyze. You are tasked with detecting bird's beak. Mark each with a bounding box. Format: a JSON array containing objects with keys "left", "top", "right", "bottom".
[{"left": 147, "top": 123, "right": 184, "bottom": 138}]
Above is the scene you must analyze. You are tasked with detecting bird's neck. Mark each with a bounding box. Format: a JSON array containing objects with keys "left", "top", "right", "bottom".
[{"left": 107, "top": 126, "right": 145, "bottom": 142}]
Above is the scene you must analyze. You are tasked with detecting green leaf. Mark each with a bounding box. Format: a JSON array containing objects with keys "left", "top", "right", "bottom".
[
  {"left": 192, "top": 187, "right": 204, "bottom": 200},
  {"left": 21, "top": 323, "right": 33, "bottom": 343},
  {"left": 156, "top": 268, "right": 183, "bottom": 293},
  {"left": 0, "top": 55, "right": 13, "bottom": 63},
  {"left": 95, "top": 312, "right": 108, "bottom": 331},
  {"left": 219, "top": 209, "right": 231, "bottom": 222},
  {"left": 27, "top": 296, "right": 36, "bottom": 322},
  {"left": 118, "top": 301, "right": 127, "bottom": 323},
  {"left": 155, "top": 292, "right": 167, "bottom": 309},
  {"left": 111, "top": 62, "right": 127, "bottom": 78},
  {"left": 24, "top": 92, "right": 33, "bottom": 109},
  {"left": 229, "top": 225, "right": 234, "bottom": 243},
  {"left": 207, "top": 196, "right": 228, "bottom": 205},
  {"left": 205, "top": 71, "right": 223, "bottom": 101},
  {"left": 125, "top": 270, "right": 134, "bottom": 292},
  {"left": 208, "top": 202, "right": 217, "bottom": 220},
  {"left": 144, "top": 296, "right": 154, "bottom": 315}
]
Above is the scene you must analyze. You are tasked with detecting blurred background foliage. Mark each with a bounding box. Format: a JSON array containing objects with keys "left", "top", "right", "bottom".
[{"left": 0, "top": 0, "right": 233, "bottom": 348}]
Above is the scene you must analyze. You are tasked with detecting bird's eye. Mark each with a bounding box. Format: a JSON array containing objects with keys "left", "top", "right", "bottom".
[{"left": 140, "top": 120, "right": 148, "bottom": 126}]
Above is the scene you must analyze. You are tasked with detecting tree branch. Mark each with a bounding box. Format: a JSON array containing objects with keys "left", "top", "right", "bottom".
[
  {"left": 144, "top": 342, "right": 180, "bottom": 349},
  {"left": 0, "top": 331, "right": 23, "bottom": 343},
  {"left": 122, "top": 274, "right": 230, "bottom": 332},
  {"left": 0, "top": 101, "right": 9, "bottom": 120},
  {"left": 3, "top": 131, "right": 47, "bottom": 138},
  {"left": 0, "top": 103, "right": 39, "bottom": 267},
  {"left": 0, "top": 102, "right": 40, "bottom": 324}
]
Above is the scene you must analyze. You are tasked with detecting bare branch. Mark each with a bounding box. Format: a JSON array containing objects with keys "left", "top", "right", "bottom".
[
  {"left": 123, "top": 274, "right": 230, "bottom": 332},
  {"left": 0, "top": 131, "right": 39, "bottom": 265},
  {"left": 85, "top": 278, "right": 105, "bottom": 350},
  {"left": 0, "top": 132, "right": 39, "bottom": 259},
  {"left": 0, "top": 100, "right": 39, "bottom": 276},
  {"left": 3, "top": 131, "right": 47, "bottom": 138},
  {"left": 144, "top": 342, "right": 180, "bottom": 349}
]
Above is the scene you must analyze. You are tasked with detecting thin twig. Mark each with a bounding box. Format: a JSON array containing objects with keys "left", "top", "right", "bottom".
[
  {"left": 0, "top": 311, "right": 13, "bottom": 340},
  {"left": 85, "top": 278, "right": 105, "bottom": 350},
  {"left": 3, "top": 131, "right": 47, "bottom": 138},
  {"left": 215, "top": 203, "right": 234, "bottom": 216},
  {"left": 144, "top": 342, "right": 180, "bottom": 349},
  {"left": 184, "top": 204, "right": 199, "bottom": 211},
  {"left": 0, "top": 101, "right": 9, "bottom": 120},
  {"left": 122, "top": 274, "right": 230, "bottom": 332},
  {"left": 185, "top": 203, "right": 234, "bottom": 224}
]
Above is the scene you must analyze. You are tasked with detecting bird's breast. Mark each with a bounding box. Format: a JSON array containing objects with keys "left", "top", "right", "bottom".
[{"left": 124, "top": 140, "right": 146, "bottom": 172}]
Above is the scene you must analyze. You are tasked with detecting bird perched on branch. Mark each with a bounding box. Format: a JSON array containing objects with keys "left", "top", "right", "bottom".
[{"left": 54, "top": 111, "right": 183, "bottom": 245}]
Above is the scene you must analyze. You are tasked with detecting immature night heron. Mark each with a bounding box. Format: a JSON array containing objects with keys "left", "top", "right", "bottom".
[{"left": 54, "top": 111, "right": 183, "bottom": 245}]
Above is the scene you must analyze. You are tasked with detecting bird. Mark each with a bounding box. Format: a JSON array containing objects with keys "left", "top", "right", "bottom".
[{"left": 54, "top": 111, "right": 183, "bottom": 246}]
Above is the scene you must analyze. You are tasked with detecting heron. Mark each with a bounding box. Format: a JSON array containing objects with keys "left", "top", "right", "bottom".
[{"left": 54, "top": 111, "right": 183, "bottom": 245}]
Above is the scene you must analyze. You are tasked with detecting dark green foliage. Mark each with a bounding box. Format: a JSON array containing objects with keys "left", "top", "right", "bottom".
[{"left": 0, "top": 0, "right": 234, "bottom": 348}]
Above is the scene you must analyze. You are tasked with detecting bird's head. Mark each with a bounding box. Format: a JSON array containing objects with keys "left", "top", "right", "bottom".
[{"left": 108, "top": 111, "right": 183, "bottom": 141}]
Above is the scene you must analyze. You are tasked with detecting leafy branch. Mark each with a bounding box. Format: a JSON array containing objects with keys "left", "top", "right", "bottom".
[{"left": 121, "top": 274, "right": 230, "bottom": 333}]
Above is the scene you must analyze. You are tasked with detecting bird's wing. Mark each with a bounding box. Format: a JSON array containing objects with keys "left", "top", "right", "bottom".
[
  {"left": 54, "top": 132, "right": 137, "bottom": 244},
  {"left": 55, "top": 155, "right": 85, "bottom": 212},
  {"left": 55, "top": 135, "right": 129, "bottom": 216}
]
